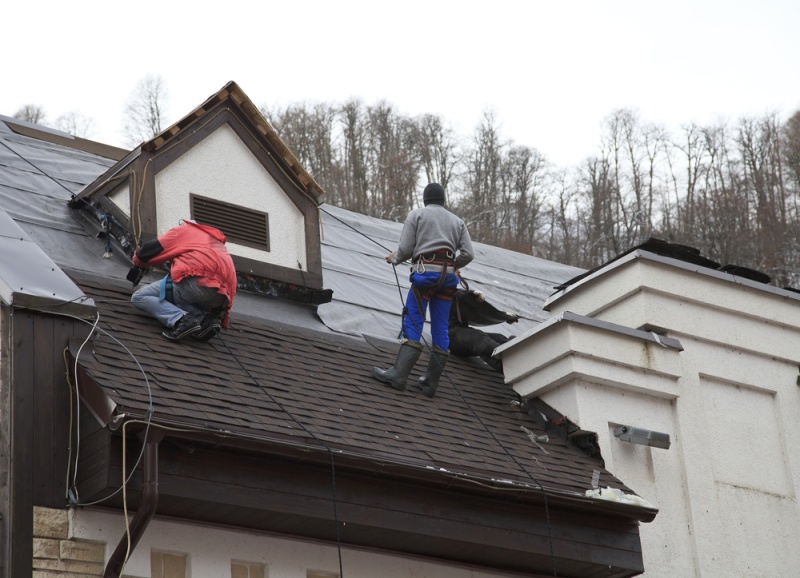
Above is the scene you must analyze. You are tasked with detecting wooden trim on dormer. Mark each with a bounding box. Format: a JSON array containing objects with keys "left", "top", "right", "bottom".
[
  {"left": 70, "top": 81, "right": 325, "bottom": 289},
  {"left": 141, "top": 104, "right": 323, "bottom": 285},
  {"left": 131, "top": 153, "right": 158, "bottom": 244},
  {"left": 233, "top": 255, "right": 323, "bottom": 289}
]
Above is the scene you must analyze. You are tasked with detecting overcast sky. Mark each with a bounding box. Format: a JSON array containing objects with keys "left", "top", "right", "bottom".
[{"left": 4, "top": 0, "right": 799, "bottom": 167}]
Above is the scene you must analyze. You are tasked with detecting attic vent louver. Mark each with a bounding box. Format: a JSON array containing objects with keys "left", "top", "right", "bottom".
[{"left": 190, "top": 194, "right": 269, "bottom": 252}]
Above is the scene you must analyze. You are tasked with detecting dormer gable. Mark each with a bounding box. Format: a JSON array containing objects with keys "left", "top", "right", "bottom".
[{"left": 69, "top": 81, "right": 326, "bottom": 295}]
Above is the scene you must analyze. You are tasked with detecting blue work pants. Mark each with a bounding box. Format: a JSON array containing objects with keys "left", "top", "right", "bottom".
[{"left": 403, "top": 271, "right": 459, "bottom": 350}]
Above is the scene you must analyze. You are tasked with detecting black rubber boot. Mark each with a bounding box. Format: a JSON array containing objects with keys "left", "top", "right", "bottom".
[
  {"left": 419, "top": 347, "right": 449, "bottom": 398},
  {"left": 372, "top": 341, "right": 422, "bottom": 391}
]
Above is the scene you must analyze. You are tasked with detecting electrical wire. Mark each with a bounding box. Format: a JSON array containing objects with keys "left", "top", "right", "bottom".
[
  {"left": 54, "top": 309, "right": 155, "bottom": 577},
  {"left": 319, "top": 199, "right": 558, "bottom": 574},
  {"left": 37, "top": 304, "right": 154, "bottom": 507},
  {"left": 216, "top": 334, "right": 345, "bottom": 578},
  {"left": 0, "top": 137, "right": 80, "bottom": 197},
  {"left": 8, "top": 114, "right": 552, "bottom": 574}
]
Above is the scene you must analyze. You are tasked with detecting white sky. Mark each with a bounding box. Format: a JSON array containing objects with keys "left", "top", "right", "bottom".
[{"left": 4, "top": 0, "right": 800, "bottom": 167}]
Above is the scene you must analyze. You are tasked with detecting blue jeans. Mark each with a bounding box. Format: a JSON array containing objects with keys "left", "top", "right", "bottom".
[
  {"left": 402, "top": 271, "right": 459, "bottom": 350},
  {"left": 131, "top": 276, "right": 226, "bottom": 329}
]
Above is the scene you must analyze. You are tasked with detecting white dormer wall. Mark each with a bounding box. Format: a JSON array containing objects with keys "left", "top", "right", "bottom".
[
  {"left": 107, "top": 182, "right": 130, "bottom": 217},
  {"left": 155, "top": 123, "right": 307, "bottom": 270},
  {"left": 496, "top": 251, "right": 800, "bottom": 578}
]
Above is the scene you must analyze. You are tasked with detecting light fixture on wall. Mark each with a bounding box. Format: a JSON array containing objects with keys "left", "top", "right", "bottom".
[{"left": 614, "top": 425, "right": 671, "bottom": 450}]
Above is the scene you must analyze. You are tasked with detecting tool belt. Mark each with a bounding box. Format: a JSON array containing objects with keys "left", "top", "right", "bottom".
[{"left": 412, "top": 250, "right": 455, "bottom": 274}]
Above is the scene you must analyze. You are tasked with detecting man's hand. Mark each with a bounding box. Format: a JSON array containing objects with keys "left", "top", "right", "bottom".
[{"left": 385, "top": 252, "right": 395, "bottom": 264}]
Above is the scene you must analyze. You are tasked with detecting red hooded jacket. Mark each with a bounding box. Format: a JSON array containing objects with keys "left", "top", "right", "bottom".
[{"left": 133, "top": 221, "right": 237, "bottom": 328}]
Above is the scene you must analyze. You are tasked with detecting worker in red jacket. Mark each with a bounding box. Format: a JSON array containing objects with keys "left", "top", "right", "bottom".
[{"left": 130, "top": 219, "right": 237, "bottom": 341}]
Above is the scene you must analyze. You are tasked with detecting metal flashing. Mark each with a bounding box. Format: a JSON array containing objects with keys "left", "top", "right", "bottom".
[
  {"left": 494, "top": 309, "right": 684, "bottom": 357},
  {"left": 0, "top": 114, "right": 74, "bottom": 139},
  {"left": 0, "top": 209, "right": 96, "bottom": 318}
]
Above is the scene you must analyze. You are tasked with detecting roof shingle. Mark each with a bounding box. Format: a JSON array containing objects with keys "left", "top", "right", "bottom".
[{"left": 73, "top": 271, "right": 633, "bottom": 499}]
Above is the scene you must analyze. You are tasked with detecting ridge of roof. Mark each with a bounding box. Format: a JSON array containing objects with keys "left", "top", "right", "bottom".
[
  {"left": 72, "top": 81, "right": 324, "bottom": 206},
  {"left": 143, "top": 80, "right": 324, "bottom": 198},
  {"left": 0, "top": 114, "right": 129, "bottom": 160}
]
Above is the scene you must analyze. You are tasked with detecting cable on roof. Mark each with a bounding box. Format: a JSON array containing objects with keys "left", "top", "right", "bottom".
[
  {"left": 1, "top": 132, "right": 144, "bottom": 261},
  {"left": 217, "top": 333, "right": 346, "bottom": 578},
  {"left": 327, "top": 207, "right": 559, "bottom": 575},
  {"left": 395, "top": 272, "right": 559, "bottom": 576},
  {"left": 0, "top": 136, "right": 80, "bottom": 197},
  {"left": 53, "top": 310, "right": 155, "bottom": 508},
  {"left": 319, "top": 204, "right": 408, "bottom": 317},
  {"left": 31, "top": 296, "right": 155, "bottom": 526},
  {"left": 55, "top": 309, "right": 158, "bottom": 577}
]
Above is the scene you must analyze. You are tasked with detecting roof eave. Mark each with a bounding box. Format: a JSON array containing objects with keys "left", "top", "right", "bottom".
[{"left": 107, "top": 407, "right": 658, "bottom": 524}]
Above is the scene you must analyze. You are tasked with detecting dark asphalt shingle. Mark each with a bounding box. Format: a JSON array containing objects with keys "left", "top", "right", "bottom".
[{"left": 74, "top": 272, "right": 632, "bottom": 497}]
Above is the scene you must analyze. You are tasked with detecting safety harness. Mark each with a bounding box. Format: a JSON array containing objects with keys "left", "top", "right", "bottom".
[{"left": 399, "top": 250, "right": 459, "bottom": 339}]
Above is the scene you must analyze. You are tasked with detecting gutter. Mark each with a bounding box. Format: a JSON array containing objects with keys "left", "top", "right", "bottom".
[
  {"left": 104, "top": 410, "right": 660, "bottom": 524},
  {"left": 103, "top": 426, "right": 164, "bottom": 578}
]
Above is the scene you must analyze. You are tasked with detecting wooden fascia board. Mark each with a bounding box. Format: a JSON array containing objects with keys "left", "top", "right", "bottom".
[
  {"left": 221, "top": 110, "right": 323, "bottom": 282},
  {"left": 72, "top": 147, "right": 141, "bottom": 203},
  {"left": 145, "top": 83, "right": 323, "bottom": 199},
  {"left": 81, "top": 428, "right": 645, "bottom": 576},
  {"left": 148, "top": 104, "right": 315, "bottom": 214},
  {"left": 221, "top": 105, "right": 321, "bottom": 211},
  {"left": 5, "top": 120, "right": 129, "bottom": 160},
  {"left": 226, "top": 81, "right": 324, "bottom": 197},
  {"left": 129, "top": 153, "right": 158, "bottom": 243},
  {"left": 233, "top": 255, "right": 323, "bottom": 290},
  {"left": 86, "top": 411, "right": 655, "bottom": 525}
]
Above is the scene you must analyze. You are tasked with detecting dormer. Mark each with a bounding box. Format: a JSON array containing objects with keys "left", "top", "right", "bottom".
[{"left": 69, "top": 81, "right": 327, "bottom": 299}]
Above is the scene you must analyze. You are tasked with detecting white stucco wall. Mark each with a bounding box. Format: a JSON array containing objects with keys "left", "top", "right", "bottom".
[
  {"left": 70, "top": 508, "right": 518, "bottom": 578},
  {"left": 154, "top": 123, "right": 307, "bottom": 270},
  {"left": 107, "top": 181, "right": 131, "bottom": 217},
  {"left": 499, "top": 253, "right": 800, "bottom": 578}
]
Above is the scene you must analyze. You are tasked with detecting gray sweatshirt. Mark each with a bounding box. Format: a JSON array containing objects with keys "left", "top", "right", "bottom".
[{"left": 391, "top": 204, "right": 474, "bottom": 269}]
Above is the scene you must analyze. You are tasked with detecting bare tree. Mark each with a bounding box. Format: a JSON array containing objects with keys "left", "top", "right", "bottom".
[
  {"left": 55, "top": 111, "right": 96, "bottom": 138},
  {"left": 782, "top": 109, "right": 800, "bottom": 190},
  {"left": 736, "top": 113, "right": 789, "bottom": 281},
  {"left": 415, "top": 114, "right": 462, "bottom": 191},
  {"left": 264, "top": 101, "right": 340, "bottom": 203},
  {"left": 363, "top": 101, "right": 420, "bottom": 219},
  {"left": 13, "top": 104, "right": 47, "bottom": 124},
  {"left": 122, "top": 74, "right": 169, "bottom": 147},
  {"left": 339, "top": 99, "right": 370, "bottom": 215},
  {"left": 458, "top": 110, "right": 507, "bottom": 244},
  {"left": 498, "top": 145, "right": 548, "bottom": 253},
  {"left": 253, "top": 95, "right": 800, "bottom": 286}
]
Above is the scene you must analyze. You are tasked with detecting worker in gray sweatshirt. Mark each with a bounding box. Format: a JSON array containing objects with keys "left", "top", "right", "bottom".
[{"left": 372, "top": 182, "right": 474, "bottom": 398}]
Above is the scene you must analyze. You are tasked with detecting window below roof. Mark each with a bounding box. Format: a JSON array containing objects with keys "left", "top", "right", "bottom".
[
  {"left": 151, "top": 551, "right": 187, "bottom": 578},
  {"left": 190, "top": 193, "right": 270, "bottom": 252},
  {"left": 231, "top": 561, "right": 266, "bottom": 578}
]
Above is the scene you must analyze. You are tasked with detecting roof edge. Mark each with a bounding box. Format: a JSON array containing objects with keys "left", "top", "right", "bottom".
[
  {"left": 0, "top": 115, "right": 129, "bottom": 160},
  {"left": 143, "top": 80, "right": 325, "bottom": 199},
  {"left": 112, "top": 410, "right": 658, "bottom": 523}
]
